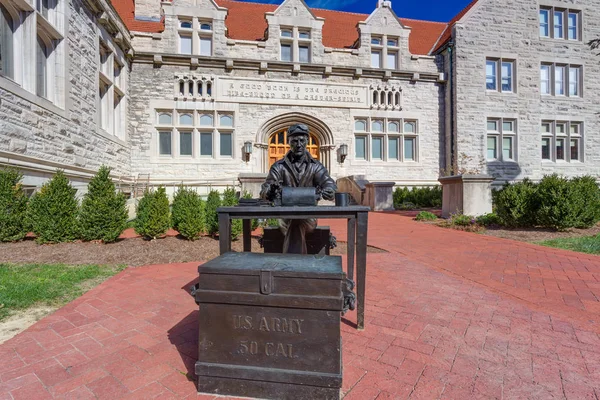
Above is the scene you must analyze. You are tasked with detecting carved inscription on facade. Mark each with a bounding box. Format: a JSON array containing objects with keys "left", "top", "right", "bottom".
[
  {"left": 233, "top": 315, "right": 304, "bottom": 359},
  {"left": 217, "top": 78, "right": 370, "bottom": 109}
]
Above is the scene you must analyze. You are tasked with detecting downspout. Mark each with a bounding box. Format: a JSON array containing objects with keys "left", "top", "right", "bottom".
[{"left": 448, "top": 42, "right": 456, "bottom": 174}]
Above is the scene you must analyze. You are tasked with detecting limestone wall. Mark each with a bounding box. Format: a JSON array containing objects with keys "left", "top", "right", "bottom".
[{"left": 452, "top": 0, "right": 600, "bottom": 182}]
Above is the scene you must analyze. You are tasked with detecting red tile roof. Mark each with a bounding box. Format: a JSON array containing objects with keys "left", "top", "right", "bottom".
[
  {"left": 431, "top": 0, "right": 479, "bottom": 53},
  {"left": 109, "top": 0, "right": 447, "bottom": 55}
]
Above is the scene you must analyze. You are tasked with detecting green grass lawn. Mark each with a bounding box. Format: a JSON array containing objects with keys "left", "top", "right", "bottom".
[
  {"left": 0, "top": 264, "right": 126, "bottom": 321},
  {"left": 538, "top": 234, "right": 600, "bottom": 255}
]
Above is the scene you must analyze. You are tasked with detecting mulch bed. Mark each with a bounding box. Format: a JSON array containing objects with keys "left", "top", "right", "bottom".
[
  {"left": 0, "top": 233, "right": 385, "bottom": 267},
  {"left": 481, "top": 223, "right": 600, "bottom": 243}
]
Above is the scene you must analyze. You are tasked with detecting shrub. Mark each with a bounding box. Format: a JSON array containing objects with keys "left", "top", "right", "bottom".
[
  {"left": 135, "top": 187, "right": 170, "bottom": 239},
  {"left": 0, "top": 168, "right": 29, "bottom": 242},
  {"left": 393, "top": 186, "right": 442, "bottom": 209},
  {"left": 535, "top": 174, "right": 577, "bottom": 231},
  {"left": 569, "top": 176, "right": 600, "bottom": 228},
  {"left": 476, "top": 213, "right": 501, "bottom": 227},
  {"left": 450, "top": 213, "right": 475, "bottom": 226},
  {"left": 79, "top": 166, "right": 128, "bottom": 243},
  {"left": 172, "top": 186, "right": 205, "bottom": 240},
  {"left": 28, "top": 170, "right": 79, "bottom": 243},
  {"left": 494, "top": 179, "right": 538, "bottom": 227},
  {"left": 396, "top": 202, "right": 417, "bottom": 210},
  {"left": 222, "top": 187, "right": 242, "bottom": 240},
  {"left": 242, "top": 191, "right": 259, "bottom": 231},
  {"left": 205, "top": 190, "right": 221, "bottom": 237},
  {"left": 415, "top": 211, "right": 437, "bottom": 221}
]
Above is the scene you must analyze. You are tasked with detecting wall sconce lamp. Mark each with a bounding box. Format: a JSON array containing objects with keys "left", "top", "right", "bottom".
[
  {"left": 243, "top": 141, "right": 253, "bottom": 162},
  {"left": 339, "top": 143, "right": 348, "bottom": 164}
]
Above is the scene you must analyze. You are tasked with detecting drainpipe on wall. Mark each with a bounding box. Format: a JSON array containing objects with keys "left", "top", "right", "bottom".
[{"left": 448, "top": 42, "right": 456, "bottom": 174}]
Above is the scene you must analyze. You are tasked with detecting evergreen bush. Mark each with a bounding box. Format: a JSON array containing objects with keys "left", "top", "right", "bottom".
[
  {"left": 28, "top": 170, "right": 79, "bottom": 243},
  {"left": 79, "top": 166, "right": 128, "bottom": 243},
  {"left": 242, "top": 191, "right": 260, "bottom": 230},
  {"left": 0, "top": 168, "right": 29, "bottom": 242},
  {"left": 569, "top": 176, "right": 600, "bottom": 228},
  {"left": 205, "top": 189, "right": 221, "bottom": 237},
  {"left": 223, "top": 187, "right": 242, "bottom": 240},
  {"left": 172, "top": 186, "right": 205, "bottom": 240},
  {"left": 494, "top": 179, "right": 538, "bottom": 227},
  {"left": 135, "top": 186, "right": 170, "bottom": 239},
  {"left": 393, "top": 186, "right": 442, "bottom": 209},
  {"left": 476, "top": 213, "right": 501, "bottom": 227}
]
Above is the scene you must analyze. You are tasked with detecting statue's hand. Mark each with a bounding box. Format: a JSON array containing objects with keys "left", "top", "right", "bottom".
[{"left": 321, "top": 187, "right": 335, "bottom": 201}]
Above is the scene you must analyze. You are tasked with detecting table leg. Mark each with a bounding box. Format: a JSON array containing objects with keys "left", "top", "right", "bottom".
[
  {"left": 243, "top": 219, "right": 252, "bottom": 252},
  {"left": 218, "top": 213, "right": 232, "bottom": 255},
  {"left": 346, "top": 217, "right": 356, "bottom": 281},
  {"left": 356, "top": 212, "right": 368, "bottom": 330}
]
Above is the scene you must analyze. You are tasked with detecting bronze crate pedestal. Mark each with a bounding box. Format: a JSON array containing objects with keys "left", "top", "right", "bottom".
[{"left": 195, "top": 252, "right": 344, "bottom": 400}]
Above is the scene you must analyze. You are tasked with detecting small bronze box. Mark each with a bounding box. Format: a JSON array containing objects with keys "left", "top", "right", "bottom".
[{"left": 195, "top": 252, "right": 344, "bottom": 400}]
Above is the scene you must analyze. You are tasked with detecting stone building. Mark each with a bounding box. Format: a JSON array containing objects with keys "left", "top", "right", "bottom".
[{"left": 0, "top": 0, "right": 598, "bottom": 196}]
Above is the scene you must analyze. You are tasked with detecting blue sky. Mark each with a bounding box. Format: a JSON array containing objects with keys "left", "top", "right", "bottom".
[{"left": 235, "top": 0, "right": 473, "bottom": 23}]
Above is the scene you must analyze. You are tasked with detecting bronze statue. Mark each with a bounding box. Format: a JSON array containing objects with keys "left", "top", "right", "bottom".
[{"left": 260, "top": 123, "right": 337, "bottom": 254}]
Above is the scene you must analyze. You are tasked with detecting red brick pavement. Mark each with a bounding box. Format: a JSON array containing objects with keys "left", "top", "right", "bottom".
[{"left": 1, "top": 212, "right": 599, "bottom": 399}]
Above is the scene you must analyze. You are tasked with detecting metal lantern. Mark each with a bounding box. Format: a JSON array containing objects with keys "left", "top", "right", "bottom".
[{"left": 339, "top": 143, "right": 348, "bottom": 163}]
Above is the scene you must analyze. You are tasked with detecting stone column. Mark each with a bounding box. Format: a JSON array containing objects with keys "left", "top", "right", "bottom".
[{"left": 438, "top": 174, "right": 495, "bottom": 218}]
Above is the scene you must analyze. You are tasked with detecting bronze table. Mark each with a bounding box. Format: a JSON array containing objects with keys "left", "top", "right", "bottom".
[{"left": 217, "top": 205, "right": 370, "bottom": 330}]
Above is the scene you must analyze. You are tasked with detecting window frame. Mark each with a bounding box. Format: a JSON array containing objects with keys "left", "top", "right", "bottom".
[
  {"left": 540, "top": 63, "right": 582, "bottom": 97},
  {"left": 353, "top": 117, "right": 419, "bottom": 163},
  {"left": 485, "top": 58, "right": 515, "bottom": 93},
  {"left": 540, "top": 120, "right": 583, "bottom": 163},
  {"left": 539, "top": 6, "right": 581, "bottom": 41},
  {"left": 486, "top": 118, "right": 517, "bottom": 162}
]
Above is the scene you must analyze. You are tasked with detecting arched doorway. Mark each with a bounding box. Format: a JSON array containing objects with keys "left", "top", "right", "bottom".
[{"left": 268, "top": 128, "right": 320, "bottom": 167}]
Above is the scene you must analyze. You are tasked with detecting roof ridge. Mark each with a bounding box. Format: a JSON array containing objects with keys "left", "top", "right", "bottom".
[{"left": 400, "top": 17, "right": 447, "bottom": 25}]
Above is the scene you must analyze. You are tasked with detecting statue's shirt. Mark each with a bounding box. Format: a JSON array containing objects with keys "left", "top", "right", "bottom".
[{"left": 263, "top": 151, "right": 337, "bottom": 190}]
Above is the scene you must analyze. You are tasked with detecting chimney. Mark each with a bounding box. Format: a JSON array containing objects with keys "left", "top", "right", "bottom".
[
  {"left": 134, "top": 0, "right": 163, "bottom": 22},
  {"left": 377, "top": 0, "right": 392, "bottom": 7}
]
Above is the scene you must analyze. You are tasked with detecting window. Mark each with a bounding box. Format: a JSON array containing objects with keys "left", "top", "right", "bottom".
[
  {"left": 541, "top": 120, "right": 582, "bottom": 162},
  {"left": 200, "top": 132, "right": 212, "bottom": 156},
  {"left": 387, "top": 52, "right": 397, "bottom": 70},
  {"left": 200, "top": 37, "right": 212, "bottom": 56},
  {"left": 540, "top": 7, "right": 580, "bottom": 40},
  {"left": 178, "top": 18, "right": 213, "bottom": 56},
  {"left": 486, "top": 58, "right": 514, "bottom": 93},
  {"left": 155, "top": 110, "right": 235, "bottom": 160},
  {"left": 180, "top": 131, "right": 193, "bottom": 156},
  {"left": 486, "top": 118, "right": 516, "bottom": 162},
  {"left": 220, "top": 133, "right": 232, "bottom": 157},
  {"left": 159, "top": 131, "right": 172, "bottom": 156},
  {"left": 281, "top": 44, "right": 292, "bottom": 62},
  {"left": 97, "top": 39, "right": 127, "bottom": 138},
  {"left": 371, "top": 51, "right": 381, "bottom": 68},
  {"left": 354, "top": 118, "right": 418, "bottom": 162},
  {"left": 36, "top": 36, "right": 48, "bottom": 98},
  {"left": 280, "top": 27, "right": 311, "bottom": 63},
  {"left": 541, "top": 63, "right": 581, "bottom": 97},
  {"left": 179, "top": 113, "right": 193, "bottom": 125},
  {"left": 180, "top": 34, "right": 192, "bottom": 54},
  {"left": 370, "top": 35, "right": 399, "bottom": 69},
  {"left": 0, "top": 5, "right": 15, "bottom": 79},
  {"left": 220, "top": 115, "right": 233, "bottom": 127},
  {"left": 539, "top": 9, "right": 549, "bottom": 37},
  {"left": 299, "top": 45, "right": 310, "bottom": 63}
]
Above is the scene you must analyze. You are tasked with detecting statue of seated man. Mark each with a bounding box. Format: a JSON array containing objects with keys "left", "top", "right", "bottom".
[{"left": 260, "top": 124, "right": 337, "bottom": 254}]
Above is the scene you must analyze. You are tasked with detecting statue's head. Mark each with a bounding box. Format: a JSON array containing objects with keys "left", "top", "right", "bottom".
[{"left": 287, "top": 124, "right": 309, "bottom": 158}]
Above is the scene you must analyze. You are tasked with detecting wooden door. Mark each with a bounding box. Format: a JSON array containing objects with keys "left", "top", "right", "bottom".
[{"left": 268, "top": 129, "right": 320, "bottom": 167}]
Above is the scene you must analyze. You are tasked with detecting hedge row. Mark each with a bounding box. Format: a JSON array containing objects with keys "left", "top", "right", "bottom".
[
  {"left": 494, "top": 175, "right": 600, "bottom": 230},
  {"left": 393, "top": 186, "right": 442, "bottom": 210},
  {"left": 0, "top": 167, "right": 128, "bottom": 244}
]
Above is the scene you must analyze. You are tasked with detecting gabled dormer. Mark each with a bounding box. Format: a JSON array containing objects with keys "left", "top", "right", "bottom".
[
  {"left": 265, "top": 0, "right": 325, "bottom": 64},
  {"left": 160, "top": 0, "right": 228, "bottom": 57},
  {"left": 358, "top": 1, "right": 412, "bottom": 70}
]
